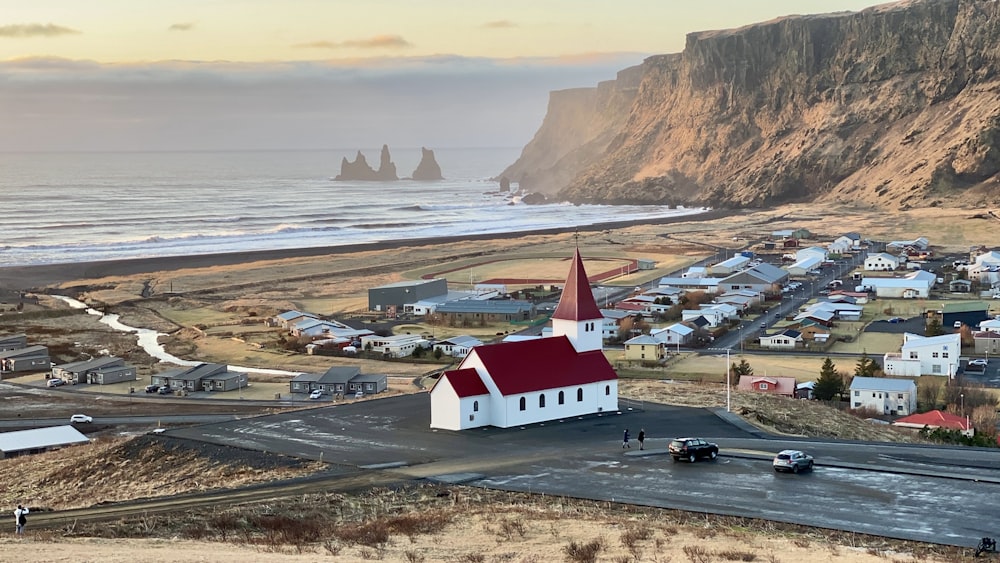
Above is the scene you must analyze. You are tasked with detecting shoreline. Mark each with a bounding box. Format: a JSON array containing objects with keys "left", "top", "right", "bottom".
[{"left": 0, "top": 208, "right": 735, "bottom": 290}]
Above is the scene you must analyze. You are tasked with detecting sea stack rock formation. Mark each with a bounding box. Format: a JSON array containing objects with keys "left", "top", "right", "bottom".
[
  {"left": 500, "top": 0, "right": 1000, "bottom": 209},
  {"left": 411, "top": 147, "right": 444, "bottom": 180},
  {"left": 335, "top": 144, "right": 399, "bottom": 181}
]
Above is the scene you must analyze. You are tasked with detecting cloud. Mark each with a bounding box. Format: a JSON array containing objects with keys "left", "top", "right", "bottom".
[
  {"left": 482, "top": 20, "right": 516, "bottom": 29},
  {"left": 168, "top": 22, "right": 195, "bottom": 32},
  {"left": 0, "top": 23, "right": 80, "bottom": 38},
  {"left": 294, "top": 34, "right": 411, "bottom": 50}
]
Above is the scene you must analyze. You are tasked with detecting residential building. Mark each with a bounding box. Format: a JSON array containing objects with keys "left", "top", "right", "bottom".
[
  {"left": 274, "top": 310, "right": 318, "bottom": 330},
  {"left": 433, "top": 335, "right": 483, "bottom": 358},
  {"left": 864, "top": 253, "right": 900, "bottom": 271},
  {"left": 737, "top": 375, "right": 796, "bottom": 397},
  {"left": 829, "top": 233, "right": 862, "bottom": 254},
  {"left": 150, "top": 363, "right": 248, "bottom": 392},
  {"left": 0, "top": 345, "right": 50, "bottom": 374},
  {"left": 893, "top": 410, "right": 972, "bottom": 436},
  {"left": 849, "top": 377, "right": 917, "bottom": 415},
  {"left": 432, "top": 299, "right": 535, "bottom": 324},
  {"left": 883, "top": 333, "right": 961, "bottom": 377},
  {"left": 52, "top": 356, "right": 127, "bottom": 383},
  {"left": 967, "top": 250, "right": 1000, "bottom": 286},
  {"left": 758, "top": 329, "right": 803, "bottom": 350},
  {"left": 288, "top": 366, "right": 386, "bottom": 396},
  {"left": 771, "top": 228, "right": 811, "bottom": 240},
  {"left": 972, "top": 331, "right": 1000, "bottom": 355},
  {"left": 651, "top": 323, "right": 695, "bottom": 349},
  {"left": 717, "top": 263, "right": 788, "bottom": 294},
  {"left": 429, "top": 249, "right": 617, "bottom": 430},
  {"left": 360, "top": 334, "right": 429, "bottom": 358},
  {"left": 623, "top": 335, "right": 665, "bottom": 361},
  {"left": 887, "top": 237, "right": 929, "bottom": 251},
  {"left": 861, "top": 270, "right": 936, "bottom": 299},
  {"left": 0, "top": 334, "right": 28, "bottom": 352}
]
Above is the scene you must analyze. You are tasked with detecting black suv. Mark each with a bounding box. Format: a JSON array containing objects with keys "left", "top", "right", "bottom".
[
  {"left": 144, "top": 384, "right": 160, "bottom": 393},
  {"left": 668, "top": 437, "right": 719, "bottom": 463}
]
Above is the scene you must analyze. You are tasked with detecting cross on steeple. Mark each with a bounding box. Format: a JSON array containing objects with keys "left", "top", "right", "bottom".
[{"left": 573, "top": 229, "right": 580, "bottom": 248}]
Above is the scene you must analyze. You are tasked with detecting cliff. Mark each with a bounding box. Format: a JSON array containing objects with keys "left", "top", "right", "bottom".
[
  {"left": 503, "top": 0, "right": 1000, "bottom": 209},
  {"left": 411, "top": 147, "right": 444, "bottom": 180},
  {"left": 335, "top": 145, "right": 399, "bottom": 181}
]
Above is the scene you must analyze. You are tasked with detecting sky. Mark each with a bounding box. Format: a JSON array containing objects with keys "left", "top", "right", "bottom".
[{"left": 0, "top": 0, "right": 882, "bottom": 152}]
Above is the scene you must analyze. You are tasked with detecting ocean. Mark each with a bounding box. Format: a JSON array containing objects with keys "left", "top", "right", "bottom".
[{"left": 0, "top": 148, "right": 706, "bottom": 267}]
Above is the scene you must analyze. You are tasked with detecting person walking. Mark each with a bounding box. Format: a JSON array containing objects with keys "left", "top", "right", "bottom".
[
  {"left": 622, "top": 428, "right": 631, "bottom": 449},
  {"left": 13, "top": 505, "right": 27, "bottom": 535},
  {"left": 637, "top": 429, "right": 646, "bottom": 450}
]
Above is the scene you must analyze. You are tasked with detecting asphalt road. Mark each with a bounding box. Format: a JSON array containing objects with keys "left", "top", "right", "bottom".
[
  {"left": 0, "top": 414, "right": 243, "bottom": 429},
  {"left": 162, "top": 394, "right": 1000, "bottom": 547}
]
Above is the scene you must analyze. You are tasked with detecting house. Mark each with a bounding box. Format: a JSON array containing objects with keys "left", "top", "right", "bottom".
[
  {"left": 967, "top": 250, "right": 1000, "bottom": 286},
  {"left": 803, "top": 301, "right": 864, "bottom": 321},
  {"left": 368, "top": 278, "right": 448, "bottom": 312},
  {"left": 683, "top": 307, "right": 725, "bottom": 328},
  {"left": 150, "top": 363, "right": 248, "bottom": 392},
  {"left": 623, "top": 334, "right": 665, "bottom": 362},
  {"left": 52, "top": 356, "right": 129, "bottom": 384},
  {"left": 0, "top": 334, "right": 28, "bottom": 352},
  {"left": 737, "top": 375, "right": 796, "bottom": 397},
  {"left": 829, "top": 233, "right": 862, "bottom": 254},
  {"left": 709, "top": 255, "right": 750, "bottom": 276},
  {"left": 972, "top": 331, "right": 1000, "bottom": 355},
  {"left": 429, "top": 249, "right": 618, "bottom": 430},
  {"left": 849, "top": 377, "right": 917, "bottom": 415},
  {"left": 861, "top": 270, "right": 936, "bottom": 299},
  {"left": 785, "top": 255, "right": 823, "bottom": 277},
  {"left": 600, "top": 309, "right": 638, "bottom": 340},
  {"left": 360, "top": 334, "right": 429, "bottom": 358},
  {"left": 274, "top": 310, "right": 318, "bottom": 330},
  {"left": 893, "top": 410, "right": 972, "bottom": 436},
  {"left": 433, "top": 335, "right": 483, "bottom": 358},
  {"left": 771, "top": 228, "right": 811, "bottom": 240},
  {"left": 758, "top": 329, "right": 803, "bottom": 350},
  {"left": 887, "top": 237, "right": 929, "bottom": 251},
  {"left": 882, "top": 333, "right": 961, "bottom": 377},
  {"left": 0, "top": 426, "right": 89, "bottom": 459},
  {"left": 288, "top": 366, "right": 386, "bottom": 396},
  {"left": 651, "top": 323, "right": 695, "bottom": 349},
  {"left": 432, "top": 299, "right": 535, "bottom": 324},
  {"left": 714, "top": 293, "right": 755, "bottom": 311},
  {"left": 795, "top": 381, "right": 815, "bottom": 400},
  {"left": 87, "top": 365, "right": 138, "bottom": 385},
  {"left": 864, "top": 253, "right": 900, "bottom": 271},
  {"left": 948, "top": 279, "right": 972, "bottom": 293},
  {"left": 0, "top": 345, "right": 50, "bottom": 374},
  {"left": 792, "top": 309, "right": 835, "bottom": 327},
  {"left": 797, "top": 324, "right": 832, "bottom": 342},
  {"left": 717, "top": 263, "right": 788, "bottom": 294}
]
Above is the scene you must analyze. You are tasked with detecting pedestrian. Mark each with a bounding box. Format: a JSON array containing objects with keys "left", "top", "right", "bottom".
[
  {"left": 14, "top": 504, "right": 27, "bottom": 535},
  {"left": 622, "top": 428, "right": 631, "bottom": 449},
  {"left": 638, "top": 428, "right": 645, "bottom": 450}
]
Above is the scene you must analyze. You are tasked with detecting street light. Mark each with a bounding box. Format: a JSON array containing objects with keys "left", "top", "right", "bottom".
[{"left": 708, "top": 347, "right": 731, "bottom": 412}]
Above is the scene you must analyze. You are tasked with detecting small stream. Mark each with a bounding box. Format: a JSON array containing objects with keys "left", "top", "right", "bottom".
[{"left": 54, "top": 296, "right": 298, "bottom": 375}]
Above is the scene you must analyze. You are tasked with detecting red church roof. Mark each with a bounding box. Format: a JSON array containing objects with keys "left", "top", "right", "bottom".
[
  {"left": 551, "top": 249, "right": 603, "bottom": 322},
  {"left": 466, "top": 335, "right": 616, "bottom": 396},
  {"left": 894, "top": 410, "right": 970, "bottom": 431},
  {"left": 434, "top": 368, "right": 489, "bottom": 398}
]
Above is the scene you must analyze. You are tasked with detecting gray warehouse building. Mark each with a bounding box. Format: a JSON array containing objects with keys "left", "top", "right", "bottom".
[{"left": 368, "top": 278, "right": 448, "bottom": 312}]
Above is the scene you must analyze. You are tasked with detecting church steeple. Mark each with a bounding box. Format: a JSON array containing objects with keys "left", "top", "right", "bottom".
[{"left": 551, "top": 248, "right": 603, "bottom": 352}]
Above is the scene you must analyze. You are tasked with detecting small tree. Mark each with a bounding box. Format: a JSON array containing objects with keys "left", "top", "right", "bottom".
[
  {"left": 813, "top": 357, "right": 844, "bottom": 401},
  {"left": 926, "top": 318, "right": 944, "bottom": 336},
  {"left": 433, "top": 347, "right": 443, "bottom": 360},
  {"left": 918, "top": 379, "right": 941, "bottom": 411},
  {"left": 731, "top": 358, "right": 753, "bottom": 378},
  {"left": 854, "top": 352, "right": 878, "bottom": 377}
]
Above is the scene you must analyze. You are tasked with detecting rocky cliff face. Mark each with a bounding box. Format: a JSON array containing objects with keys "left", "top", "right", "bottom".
[
  {"left": 411, "top": 147, "right": 443, "bottom": 180},
  {"left": 335, "top": 145, "right": 399, "bottom": 181},
  {"left": 504, "top": 0, "right": 1000, "bottom": 209}
]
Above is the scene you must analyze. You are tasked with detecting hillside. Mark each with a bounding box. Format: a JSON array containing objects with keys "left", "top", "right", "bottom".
[{"left": 501, "top": 0, "right": 1000, "bottom": 209}]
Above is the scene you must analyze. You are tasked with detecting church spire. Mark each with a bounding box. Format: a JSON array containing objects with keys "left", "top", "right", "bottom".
[{"left": 552, "top": 248, "right": 602, "bottom": 322}]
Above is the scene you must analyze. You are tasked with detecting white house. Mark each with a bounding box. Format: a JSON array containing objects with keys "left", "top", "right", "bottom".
[
  {"left": 683, "top": 305, "right": 729, "bottom": 327},
  {"left": 882, "top": 332, "right": 961, "bottom": 377},
  {"left": 651, "top": 323, "right": 694, "bottom": 349},
  {"left": 967, "top": 250, "right": 1000, "bottom": 286},
  {"left": 861, "top": 270, "right": 936, "bottom": 299},
  {"left": 600, "top": 309, "right": 635, "bottom": 340},
  {"left": 828, "top": 233, "right": 862, "bottom": 254},
  {"left": 849, "top": 377, "right": 917, "bottom": 416},
  {"left": 429, "top": 250, "right": 618, "bottom": 431},
  {"left": 360, "top": 334, "right": 429, "bottom": 358},
  {"left": 758, "top": 329, "right": 803, "bottom": 350},
  {"left": 433, "top": 335, "right": 483, "bottom": 358},
  {"left": 657, "top": 277, "right": 720, "bottom": 293},
  {"left": 864, "top": 252, "right": 900, "bottom": 271},
  {"left": 682, "top": 266, "right": 707, "bottom": 279}
]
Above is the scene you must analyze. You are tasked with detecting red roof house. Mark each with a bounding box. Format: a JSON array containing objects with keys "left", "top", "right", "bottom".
[
  {"left": 737, "top": 376, "right": 796, "bottom": 397},
  {"left": 892, "top": 410, "right": 973, "bottom": 436},
  {"left": 430, "top": 250, "right": 618, "bottom": 430}
]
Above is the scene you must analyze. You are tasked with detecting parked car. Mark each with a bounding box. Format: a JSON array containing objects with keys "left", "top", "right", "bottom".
[
  {"left": 954, "top": 321, "right": 964, "bottom": 328},
  {"left": 969, "top": 358, "right": 989, "bottom": 368},
  {"left": 157, "top": 385, "right": 173, "bottom": 395},
  {"left": 46, "top": 378, "right": 65, "bottom": 388},
  {"left": 773, "top": 449, "right": 814, "bottom": 473},
  {"left": 887, "top": 317, "right": 904, "bottom": 324},
  {"left": 309, "top": 389, "right": 323, "bottom": 400},
  {"left": 668, "top": 437, "right": 719, "bottom": 463},
  {"left": 354, "top": 391, "right": 364, "bottom": 399},
  {"left": 70, "top": 414, "right": 93, "bottom": 424},
  {"left": 144, "top": 384, "right": 160, "bottom": 393}
]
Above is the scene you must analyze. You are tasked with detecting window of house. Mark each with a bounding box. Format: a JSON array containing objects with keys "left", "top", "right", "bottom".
[
  {"left": 932, "top": 352, "right": 939, "bottom": 358},
  {"left": 519, "top": 397, "right": 526, "bottom": 411},
  {"left": 605, "top": 385, "right": 610, "bottom": 396},
  {"left": 909, "top": 352, "right": 918, "bottom": 359},
  {"left": 942, "top": 352, "right": 949, "bottom": 358},
  {"left": 854, "top": 402, "right": 861, "bottom": 407},
  {"left": 577, "top": 388, "right": 583, "bottom": 401},
  {"left": 897, "top": 394, "right": 903, "bottom": 399},
  {"left": 473, "top": 400, "right": 479, "bottom": 412},
  {"left": 539, "top": 394, "right": 546, "bottom": 408},
  {"left": 758, "top": 383, "right": 767, "bottom": 390},
  {"left": 931, "top": 364, "right": 942, "bottom": 373},
  {"left": 854, "top": 390, "right": 859, "bottom": 396},
  {"left": 558, "top": 391, "right": 565, "bottom": 405}
]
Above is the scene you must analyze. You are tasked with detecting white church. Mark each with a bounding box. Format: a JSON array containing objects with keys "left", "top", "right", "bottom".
[{"left": 429, "top": 249, "right": 619, "bottom": 430}]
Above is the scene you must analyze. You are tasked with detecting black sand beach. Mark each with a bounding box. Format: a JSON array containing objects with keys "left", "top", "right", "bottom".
[{"left": 0, "top": 209, "right": 733, "bottom": 290}]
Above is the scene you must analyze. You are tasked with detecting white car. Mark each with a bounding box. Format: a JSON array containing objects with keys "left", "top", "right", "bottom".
[
  {"left": 773, "top": 449, "right": 814, "bottom": 473},
  {"left": 969, "top": 358, "right": 989, "bottom": 368},
  {"left": 70, "top": 414, "right": 93, "bottom": 424},
  {"left": 308, "top": 389, "right": 323, "bottom": 400}
]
